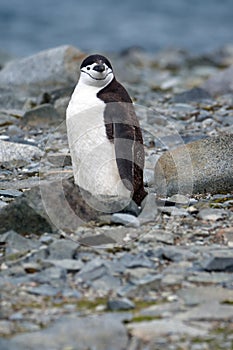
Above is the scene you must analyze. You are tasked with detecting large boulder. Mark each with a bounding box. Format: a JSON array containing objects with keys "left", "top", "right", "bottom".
[
  {"left": 0, "top": 45, "right": 85, "bottom": 95},
  {"left": 154, "top": 135, "right": 233, "bottom": 196}
]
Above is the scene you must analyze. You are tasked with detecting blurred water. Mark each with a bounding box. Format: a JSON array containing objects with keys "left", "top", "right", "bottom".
[{"left": 0, "top": 0, "right": 233, "bottom": 57}]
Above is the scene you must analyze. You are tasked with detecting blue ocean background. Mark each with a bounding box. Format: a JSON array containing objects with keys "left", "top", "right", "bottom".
[{"left": 0, "top": 0, "right": 233, "bottom": 57}]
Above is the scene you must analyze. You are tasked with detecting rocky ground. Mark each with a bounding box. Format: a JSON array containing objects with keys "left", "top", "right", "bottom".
[{"left": 0, "top": 45, "right": 233, "bottom": 349}]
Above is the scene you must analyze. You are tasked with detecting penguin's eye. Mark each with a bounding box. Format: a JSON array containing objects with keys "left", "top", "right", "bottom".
[{"left": 87, "top": 66, "right": 90, "bottom": 71}]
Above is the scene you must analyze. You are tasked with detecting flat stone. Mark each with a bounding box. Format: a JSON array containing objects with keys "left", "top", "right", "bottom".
[
  {"left": 128, "top": 318, "right": 208, "bottom": 340},
  {"left": 0, "top": 314, "right": 128, "bottom": 350},
  {"left": 45, "top": 259, "right": 84, "bottom": 272},
  {"left": 178, "top": 286, "right": 233, "bottom": 306},
  {"left": 197, "top": 208, "right": 228, "bottom": 221},
  {"left": 78, "top": 233, "right": 117, "bottom": 246},
  {"left": 25, "top": 284, "right": 62, "bottom": 297},
  {"left": 139, "top": 301, "right": 185, "bottom": 318},
  {"left": 154, "top": 135, "right": 233, "bottom": 196},
  {"left": 0, "top": 189, "right": 23, "bottom": 198},
  {"left": 187, "top": 272, "right": 233, "bottom": 285},
  {"left": 180, "top": 301, "right": 233, "bottom": 321}
]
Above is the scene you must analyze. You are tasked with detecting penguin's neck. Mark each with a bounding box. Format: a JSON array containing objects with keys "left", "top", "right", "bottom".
[{"left": 67, "top": 81, "right": 104, "bottom": 119}]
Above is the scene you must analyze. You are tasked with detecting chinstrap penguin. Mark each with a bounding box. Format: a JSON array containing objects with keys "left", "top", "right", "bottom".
[{"left": 66, "top": 54, "right": 147, "bottom": 206}]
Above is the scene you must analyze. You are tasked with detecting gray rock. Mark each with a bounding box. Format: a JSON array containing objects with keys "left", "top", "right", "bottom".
[
  {"left": 107, "top": 297, "right": 135, "bottom": 311},
  {"left": 158, "top": 206, "right": 189, "bottom": 217},
  {"left": 197, "top": 208, "right": 229, "bottom": 221},
  {"left": 129, "top": 272, "right": 162, "bottom": 288},
  {"left": 0, "top": 188, "right": 53, "bottom": 235},
  {"left": 203, "top": 255, "right": 233, "bottom": 272},
  {"left": 128, "top": 318, "right": 208, "bottom": 340},
  {"left": 0, "top": 230, "right": 39, "bottom": 255},
  {"left": 157, "top": 247, "right": 197, "bottom": 262},
  {"left": 111, "top": 213, "right": 140, "bottom": 227},
  {"left": 173, "top": 87, "right": 211, "bottom": 103},
  {"left": 76, "top": 258, "right": 108, "bottom": 282},
  {"left": 181, "top": 301, "right": 233, "bottom": 321},
  {"left": 22, "top": 104, "right": 61, "bottom": 126},
  {"left": 0, "top": 45, "right": 84, "bottom": 94},
  {"left": 25, "top": 284, "right": 62, "bottom": 297},
  {"left": 0, "top": 314, "right": 128, "bottom": 350},
  {"left": 47, "top": 153, "right": 72, "bottom": 167},
  {"left": 0, "top": 189, "right": 23, "bottom": 197},
  {"left": 178, "top": 286, "right": 233, "bottom": 307},
  {"left": 0, "top": 177, "right": 115, "bottom": 235},
  {"left": 119, "top": 253, "right": 155, "bottom": 269},
  {"left": 45, "top": 259, "right": 84, "bottom": 272},
  {"left": 91, "top": 273, "right": 122, "bottom": 292},
  {"left": 30, "top": 267, "right": 67, "bottom": 288},
  {"left": 48, "top": 240, "right": 79, "bottom": 260},
  {"left": 40, "top": 177, "right": 126, "bottom": 231},
  {"left": 154, "top": 135, "right": 233, "bottom": 196},
  {"left": 202, "top": 65, "right": 233, "bottom": 96},
  {"left": 78, "top": 233, "right": 117, "bottom": 246},
  {"left": 0, "top": 140, "right": 43, "bottom": 167}
]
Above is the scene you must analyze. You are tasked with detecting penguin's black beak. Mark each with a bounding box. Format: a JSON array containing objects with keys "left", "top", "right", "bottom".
[{"left": 93, "top": 64, "right": 105, "bottom": 73}]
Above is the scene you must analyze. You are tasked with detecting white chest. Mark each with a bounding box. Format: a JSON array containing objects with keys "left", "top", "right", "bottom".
[{"left": 66, "top": 84, "right": 130, "bottom": 199}]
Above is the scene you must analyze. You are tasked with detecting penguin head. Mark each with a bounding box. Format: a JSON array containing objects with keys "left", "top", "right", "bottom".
[{"left": 79, "top": 54, "right": 114, "bottom": 87}]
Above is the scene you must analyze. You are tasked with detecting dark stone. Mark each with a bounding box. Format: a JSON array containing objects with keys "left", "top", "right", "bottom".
[
  {"left": 0, "top": 176, "right": 121, "bottom": 235},
  {"left": 0, "top": 195, "right": 53, "bottom": 235},
  {"left": 203, "top": 257, "right": 233, "bottom": 272}
]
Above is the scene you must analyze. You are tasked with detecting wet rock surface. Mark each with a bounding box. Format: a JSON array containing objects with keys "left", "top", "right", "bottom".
[{"left": 0, "top": 45, "right": 233, "bottom": 349}]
